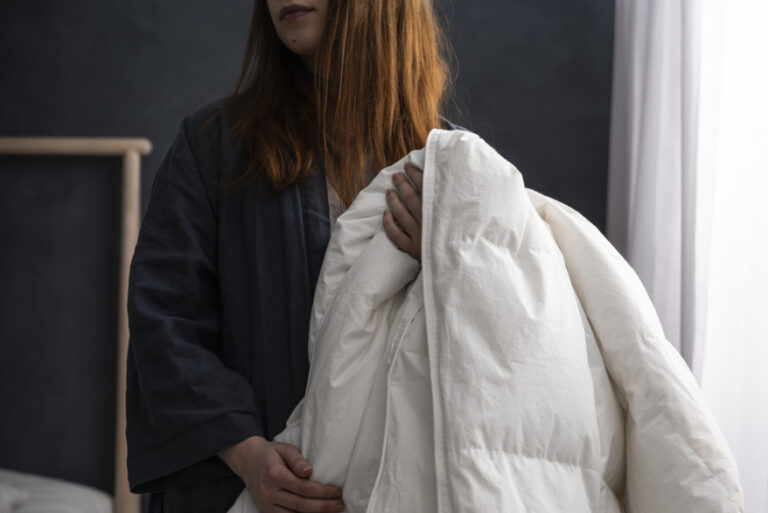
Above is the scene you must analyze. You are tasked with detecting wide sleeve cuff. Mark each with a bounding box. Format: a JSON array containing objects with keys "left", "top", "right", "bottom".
[{"left": 127, "top": 411, "right": 263, "bottom": 493}]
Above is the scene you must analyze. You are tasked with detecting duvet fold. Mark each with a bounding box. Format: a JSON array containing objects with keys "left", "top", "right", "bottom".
[{"left": 227, "top": 129, "right": 742, "bottom": 513}]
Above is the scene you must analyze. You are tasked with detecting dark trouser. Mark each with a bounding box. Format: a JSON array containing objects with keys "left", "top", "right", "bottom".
[{"left": 147, "top": 475, "right": 245, "bottom": 513}]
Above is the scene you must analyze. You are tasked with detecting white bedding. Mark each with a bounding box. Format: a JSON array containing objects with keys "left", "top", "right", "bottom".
[
  {"left": 0, "top": 467, "right": 111, "bottom": 513},
  {"left": 228, "top": 128, "right": 743, "bottom": 512}
]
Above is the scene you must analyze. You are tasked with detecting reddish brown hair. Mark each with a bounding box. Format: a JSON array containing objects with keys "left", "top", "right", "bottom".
[{"left": 218, "top": 0, "right": 456, "bottom": 206}]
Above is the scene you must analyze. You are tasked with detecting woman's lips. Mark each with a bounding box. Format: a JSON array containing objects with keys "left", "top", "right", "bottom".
[{"left": 281, "top": 6, "right": 313, "bottom": 21}]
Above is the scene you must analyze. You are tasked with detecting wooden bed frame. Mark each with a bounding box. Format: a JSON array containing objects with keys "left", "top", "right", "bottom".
[{"left": 0, "top": 137, "right": 152, "bottom": 513}]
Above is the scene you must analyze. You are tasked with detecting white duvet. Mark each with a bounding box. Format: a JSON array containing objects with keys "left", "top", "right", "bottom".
[{"left": 228, "top": 129, "right": 743, "bottom": 513}]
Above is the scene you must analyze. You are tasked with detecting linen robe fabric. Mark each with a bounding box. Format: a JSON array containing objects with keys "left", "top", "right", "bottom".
[
  {"left": 227, "top": 129, "right": 743, "bottom": 513},
  {"left": 125, "top": 99, "right": 462, "bottom": 513}
]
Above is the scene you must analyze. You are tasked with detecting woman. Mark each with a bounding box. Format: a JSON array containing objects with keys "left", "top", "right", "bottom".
[{"left": 125, "top": 1, "right": 463, "bottom": 512}]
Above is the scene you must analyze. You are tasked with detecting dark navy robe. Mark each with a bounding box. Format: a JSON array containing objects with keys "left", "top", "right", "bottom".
[{"left": 125, "top": 98, "right": 462, "bottom": 513}]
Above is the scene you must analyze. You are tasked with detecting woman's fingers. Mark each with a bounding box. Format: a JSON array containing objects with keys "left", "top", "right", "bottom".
[
  {"left": 270, "top": 446, "right": 342, "bottom": 499},
  {"left": 386, "top": 186, "right": 420, "bottom": 239},
  {"left": 273, "top": 489, "right": 346, "bottom": 513},
  {"left": 264, "top": 464, "right": 344, "bottom": 512},
  {"left": 403, "top": 162, "right": 423, "bottom": 196},
  {"left": 235, "top": 438, "right": 344, "bottom": 513},
  {"left": 268, "top": 506, "right": 295, "bottom": 513},
  {"left": 382, "top": 162, "right": 424, "bottom": 262},
  {"left": 395, "top": 163, "right": 423, "bottom": 224},
  {"left": 273, "top": 442, "right": 313, "bottom": 478},
  {"left": 383, "top": 210, "right": 414, "bottom": 255},
  {"left": 276, "top": 466, "right": 343, "bottom": 500}
]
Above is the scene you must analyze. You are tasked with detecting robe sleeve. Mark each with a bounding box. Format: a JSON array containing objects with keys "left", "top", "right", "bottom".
[{"left": 125, "top": 115, "right": 262, "bottom": 493}]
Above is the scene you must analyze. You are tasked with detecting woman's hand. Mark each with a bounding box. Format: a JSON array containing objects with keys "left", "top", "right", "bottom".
[
  {"left": 219, "top": 435, "right": 345, "bottom": 513},
  {"left": 383, "top": 163, "right": 423, "bottom": 262}
]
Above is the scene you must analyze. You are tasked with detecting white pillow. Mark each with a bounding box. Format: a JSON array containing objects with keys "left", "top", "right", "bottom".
[
  {"left": 0, "top": 482, "right": 29, "bottom": 513},
  {"left": 0, "top": 468, "right": 111, "bottom": 513}
]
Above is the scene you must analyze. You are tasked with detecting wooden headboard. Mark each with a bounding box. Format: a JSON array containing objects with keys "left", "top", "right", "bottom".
[{"left": 0, "top": 137, "right": 152, "bottom": 513}]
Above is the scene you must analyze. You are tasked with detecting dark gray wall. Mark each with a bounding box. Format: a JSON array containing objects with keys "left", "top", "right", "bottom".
[
  {"left": 441, "top": 0, "right": 614, "bottom": 228},
  {"left": 0, "top": 0, "right": 252, "bottom": 494},
  {"left": 0, "top": 0, "right": 614, "bottom": 497}
]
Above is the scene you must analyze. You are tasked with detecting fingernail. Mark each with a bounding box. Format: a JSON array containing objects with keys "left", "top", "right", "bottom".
[{"left": 299, "top": 465, "right": 311, "bottom": 472}]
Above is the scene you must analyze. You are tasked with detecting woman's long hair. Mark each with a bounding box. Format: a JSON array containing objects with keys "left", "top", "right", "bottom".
[{"left": 219, "top": 0, "right": 456, "bottom": 206}]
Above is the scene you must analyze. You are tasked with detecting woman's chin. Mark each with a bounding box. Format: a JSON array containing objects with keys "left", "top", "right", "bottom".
[{"left": 286, "top": 41, "right": 319, "bottom": 57}]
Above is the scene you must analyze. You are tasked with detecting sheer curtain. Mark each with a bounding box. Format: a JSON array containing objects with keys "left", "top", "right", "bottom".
[{"left": 607, "top": 0, "right": 767, "bottom": 511}]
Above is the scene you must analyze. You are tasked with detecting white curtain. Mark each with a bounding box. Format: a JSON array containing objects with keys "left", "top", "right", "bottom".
[{"left": 607, "top": 0, "right": 768, "bottom": 512}]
